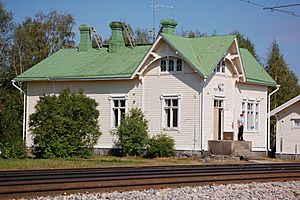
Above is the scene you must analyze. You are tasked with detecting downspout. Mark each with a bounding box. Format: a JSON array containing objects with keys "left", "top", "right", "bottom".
[
  {"left": 267, "top": 85, "right": 280, "bottom": 151},
  {"left": 11, "top": 80, "right": 26, "bottom": 143},
  {"left": 200, "top": 76, "right": 207, "bottom": 151}
]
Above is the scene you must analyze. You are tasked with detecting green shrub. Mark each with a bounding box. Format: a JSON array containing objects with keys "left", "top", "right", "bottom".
[
  {"left": 0, "top": 92, "right": 26, "bottom": 159},
  {"left": 115, "top": 108, "right": 149, "bottom": 156},
  {"left": 1, "top": 140, "right": 26, "bottom": 159},
  {"left": 146, "top": 133, "right": 175, "bottom": 158},
  {"left": 29, "top": 89, "right": 101, "bottom": 158}
]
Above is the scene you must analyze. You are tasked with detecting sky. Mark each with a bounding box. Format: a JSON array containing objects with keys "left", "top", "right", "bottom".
[{"left": 2, "top": 0, "right": 300, "bottom": 80}]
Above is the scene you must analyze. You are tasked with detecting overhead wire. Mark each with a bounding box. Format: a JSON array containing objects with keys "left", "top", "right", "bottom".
[{"left": 239, "top": 0, "right": 300, "bottom": 18}]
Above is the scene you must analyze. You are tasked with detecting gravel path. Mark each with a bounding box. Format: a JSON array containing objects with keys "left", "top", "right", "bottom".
[{"left": 32, "top": 181, "right": 300, "bottom": 200}]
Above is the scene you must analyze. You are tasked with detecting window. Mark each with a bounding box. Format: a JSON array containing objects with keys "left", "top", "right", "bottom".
[
  {"left": 110, "top": 95, "right": 127, "bottom": 129},
  {"left": 292, "top": 119, "right": 300, "bottom": 129},
  {"left": 214, "top": 99, "right": 224, "bottom": 108},
  {"left": 241, "top": 100, "right": 260, "bottom": 131},
  {"left": 160, "top": 58, "right": 182, "bottom": 73},
  {"left": 161, "top": 95, "right": 181, "bottom": 130},
  {"left": 176, "top": 59, "right": 182, "bottom": 71},
  {"left": 214, "top": 59, "right": 226, "bottom": 73},
  {"left": 168, "top": 59, "right": 174, "bottom": 71},
  {"left": 160, "top": 60, "right": 166, "bottom": 72}
]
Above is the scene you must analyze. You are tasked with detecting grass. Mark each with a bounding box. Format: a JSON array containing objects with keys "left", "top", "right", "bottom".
[{"left": 0, "top": 156, "right": 204, "bottom": 171}]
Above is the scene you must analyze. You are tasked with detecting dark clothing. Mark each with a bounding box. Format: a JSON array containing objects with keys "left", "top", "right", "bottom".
[{"left": 238, "top": 125, "right": 244, "bottom": 141}]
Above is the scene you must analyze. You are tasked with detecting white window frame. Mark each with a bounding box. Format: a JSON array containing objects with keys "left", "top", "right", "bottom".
[
  {"left": 214, "top": 58, "right": 226, "bottom": 74},
  {"left": 109, "top": 94, "right": 128, "bottom": 130},
  {"left": 160, "top": 94, "right": 181, "bottom": 131},
  {"left": 160, "top": 57, "right": 183, "bottom": 74},
  {"left": 241, "top": 99, "right": 260, "bottom": 132},
  {"left": 292, "top": 119, "right": 300, "bottom": 129}
]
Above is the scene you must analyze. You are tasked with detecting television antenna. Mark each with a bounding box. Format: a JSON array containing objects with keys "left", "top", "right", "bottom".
[{"left": 150, "top": 0, "right": 174, "bottom": 42}]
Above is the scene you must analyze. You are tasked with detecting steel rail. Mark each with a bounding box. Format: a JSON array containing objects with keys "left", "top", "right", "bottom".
[{"left": 0, "top": 163, "right": 299, "bottom": 199}]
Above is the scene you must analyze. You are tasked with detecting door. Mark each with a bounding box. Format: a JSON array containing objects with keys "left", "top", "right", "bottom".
[{"left": 213, "top": 99, "right": 224, "bottom": 140}]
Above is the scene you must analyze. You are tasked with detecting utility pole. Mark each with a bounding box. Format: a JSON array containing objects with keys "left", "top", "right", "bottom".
[{"left": 150, "top": 0, "right": 174, "bottom": 42}]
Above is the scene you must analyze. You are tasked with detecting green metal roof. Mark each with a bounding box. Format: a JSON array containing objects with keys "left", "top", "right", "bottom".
[
  {"left": 14, "top": 46, "right": 150, "bottom": 81},
  {"left": 161, "top": 33, "right": 236, "bottom": 76},
  {"left": 14, "top": 33, "right": 276, "bottom": 86},
  {"left": 240, "top": 48, "right": 277, "bottom": 86}
]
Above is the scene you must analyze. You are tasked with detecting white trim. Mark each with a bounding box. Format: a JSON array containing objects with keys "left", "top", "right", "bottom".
[
  {"left": 270, "top": 95, "right": 300, "bottom": 116},
  {"left": 251, "top": 147, "right": 267, "bottom": 151},
  {"left": 131, "top": 36, "right": 163, "bottom": 79},
  {"left": 291, "top": 119, "right": 300, "bottom": 129},
  {"left": 160, "top": 94, "right": 181, "bottom": 132},
  {"left": 234, "top": 38, "right": 246, "bottom": 82},
  {"left": 109, "top": 94, "right": 128, "bottom": 130}
]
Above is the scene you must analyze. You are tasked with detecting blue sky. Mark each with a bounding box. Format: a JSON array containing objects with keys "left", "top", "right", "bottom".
[{"left": 3, "top": 0, "right": 300, "bottom": 80}]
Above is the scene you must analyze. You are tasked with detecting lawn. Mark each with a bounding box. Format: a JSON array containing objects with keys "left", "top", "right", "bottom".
[{"left": 0, "top": 156, "right": 204, "bottom": 170}]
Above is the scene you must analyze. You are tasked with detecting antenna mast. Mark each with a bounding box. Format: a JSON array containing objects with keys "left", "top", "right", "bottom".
[{"left": 150, "top": 0, "right": 174, "bottom": 42}]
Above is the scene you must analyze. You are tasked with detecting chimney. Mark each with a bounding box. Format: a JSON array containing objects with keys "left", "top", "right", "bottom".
[
  {"left": 109, "top": 21, "right": 125, "bottom": 53},
  {"left": 79, "top": 24, "right": 92, "bottom": 52},
  {"left": 160, "top": 19, "right": 177, "bottom": 35}
]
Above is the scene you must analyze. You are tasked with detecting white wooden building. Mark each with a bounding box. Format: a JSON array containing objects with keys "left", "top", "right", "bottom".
[
  {"left": 14, "top": 19, "right": 277, "bottom": 153},
  {"left": 270, "top": 95, "right": 300, "bottom": 156}
]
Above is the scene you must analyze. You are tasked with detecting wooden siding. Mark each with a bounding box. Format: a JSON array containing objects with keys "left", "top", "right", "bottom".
[
  {"left": 26, "top": 79, "right": 141, "bottom": 147},
  {"left": 235, "top": 83, "right": 268, "bottom": 151},
  {"left": 275, "top": 101, "right": 300, "bottom": 154},
  {"left": 143, "top": 42, "right": 202, "bottom": 150}
]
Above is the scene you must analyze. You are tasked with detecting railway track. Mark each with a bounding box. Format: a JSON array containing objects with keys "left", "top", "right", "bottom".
[{"left": 0, "top": 163, "right": 299, "bottom": 199}]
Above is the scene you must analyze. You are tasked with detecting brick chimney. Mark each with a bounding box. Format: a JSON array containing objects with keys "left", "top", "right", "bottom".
[
  {"left": 79, "top": 24, "right": 92, "bottom": 52},
  {"left": 109, "top": 21, "right": 125, "bottom": 53},
  {"left": 160, "top": 19, "right": 177, "bottom": 35}
]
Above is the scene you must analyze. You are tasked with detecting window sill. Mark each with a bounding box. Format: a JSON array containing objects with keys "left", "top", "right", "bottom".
[
  {"left": 163, "top": 127, "right": 180, "bottom": 132},
  {"left": 245, "top": 130, "right": 259, "bottom": 133}
]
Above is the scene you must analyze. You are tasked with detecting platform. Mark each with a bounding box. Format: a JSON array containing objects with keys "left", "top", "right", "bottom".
[{"left": 208, "top": 140, "right": 252, "bottom": 156}]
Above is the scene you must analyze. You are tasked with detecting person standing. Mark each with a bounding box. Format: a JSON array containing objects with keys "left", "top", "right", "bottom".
[{"left": 237, "top": 113, "right": 245, "bottom": 141}]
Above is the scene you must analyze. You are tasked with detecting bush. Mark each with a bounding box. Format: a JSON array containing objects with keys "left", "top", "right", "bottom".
[
  {"left": 1, "top": 140, "right": 26, "bottom": 159},
  {"left": 0, "top": 92, "right": 26, "bottom": 159},
  {"left": 146, "top": 133, "right": 175, "bottom": 158},
  {"left": 115, "top": 108, "right": 149, "bottom": 156},
  {"left": 29, "top": 89, "right": 101, "bottom": 158}
]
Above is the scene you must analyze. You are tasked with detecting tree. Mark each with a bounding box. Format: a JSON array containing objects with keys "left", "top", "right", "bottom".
[
  {"left": 115, "top": 108, "right": 149, "bottom": 156},
  {"left": 0, "top": 1, "right": 13, "bottom": 70},
  {"left": 266, "top": 40, "right": 300, "bottom": 145},
  {"left": 135, "top": 28, "right": 150, "bottom": 45},
  {"left": 231, "top": 31, "right": 259, "bottom": 61},
  {"left": 9, "top": 10, "right": 75, "bottom": 77},
  {"left": 266, "top": 40, "right": 300, "bottom": 110},
  {"left": 29, "top": 89, "right": 101, "bottom": 158},
  {"left": 0, "top": 10, "right": 76, "bottom": 158}
]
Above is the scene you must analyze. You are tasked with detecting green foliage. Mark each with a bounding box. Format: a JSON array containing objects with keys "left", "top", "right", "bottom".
[
  {"left": 266, "top": 40, "right": 300, "bottom": 146},
  {"left": 1, "top": 139, "right": 26, "bottom": 159},
  {"left": 146, "top": 133, "right": 175, "bottom": 158},
  {"left": 266, "top": 40, "right": 300, "bottom": 110},
  {"left": 115, "top": 108, "right": 149, "bottom": 156},
  {"left": 9, "top": 10, "right": 75, "bottom": 77},
  {"left": 29, "top": 89, "right": 101, "bottom": 158}
]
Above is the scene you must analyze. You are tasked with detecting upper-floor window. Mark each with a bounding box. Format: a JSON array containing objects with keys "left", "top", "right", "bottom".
[
  {"left": 160, "top": 57, "right": 183, "bottom": 73},
  {"left": 292, "top": 119, "right": 300, "bottom": 129},
  {"left": 161, "top": 60, "right": 166, "bottom": 72},
  {"left": 214, "top": 59, "right": 226, "bottom": 73}
]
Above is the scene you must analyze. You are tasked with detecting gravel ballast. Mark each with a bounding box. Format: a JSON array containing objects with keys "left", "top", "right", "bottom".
[{"left": 32, "top": 181, "right": 300, "bottom": 200}]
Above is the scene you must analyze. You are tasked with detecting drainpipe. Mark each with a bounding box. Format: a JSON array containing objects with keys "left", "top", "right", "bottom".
[
  {"left": 11, "top": 80, "right": 26, "bottom": 143},
  {"left": 267, "top": 85, "right": 280, "bottom": 151},
  {"left": 200, "top": 76, "right": 207, "bottom": 151}
]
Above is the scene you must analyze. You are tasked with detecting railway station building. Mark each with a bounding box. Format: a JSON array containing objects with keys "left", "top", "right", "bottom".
[{"left": 14, "top": 19, "right": 277, "bottom": 154}]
